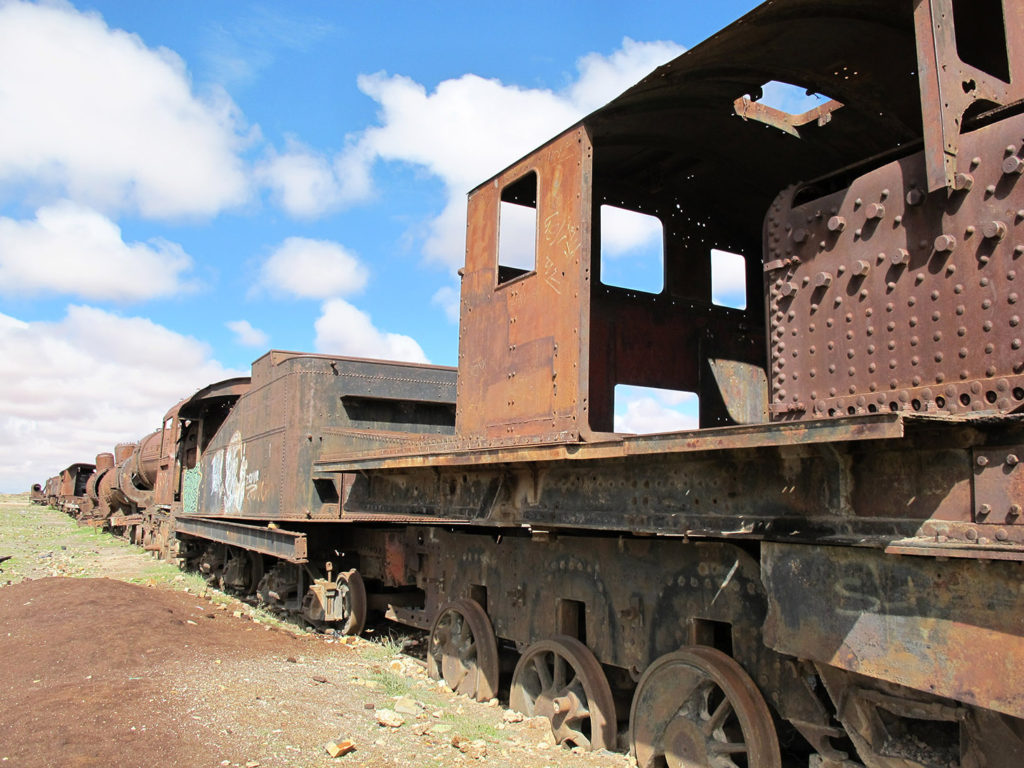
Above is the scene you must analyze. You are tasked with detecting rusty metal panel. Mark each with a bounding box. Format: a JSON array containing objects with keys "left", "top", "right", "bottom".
[
  {"left": 198, "top": 353, "right": 456, "bottom": 521},
  {"left": 174, "top": 516, "right": 307, "bottom": 563},
  {"left": 914, "top": 0, "right": 1024, "bottom": 191},
  {"left": 762, "top": 541, "right": 1024, "bottom": 719},
  {"left": 457, "top": 128, "right": 592, "bottom": 441},
  {"left": 765, "top": 111, "right": 1024, "bottom": 421},
  {"left": 317, "top": 412, "right": 905, "bottom": 472}
]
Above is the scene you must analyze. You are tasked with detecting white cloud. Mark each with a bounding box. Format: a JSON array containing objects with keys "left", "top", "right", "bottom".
[
  {"left": 614, "top": 386, "right": 698, "bottom": 434},
  {"left": 258, "top": 237, "right": 368, "bottom": 299},
  {"left": 431, "top": 285, "right": 460, "bottom": 324},
  {"left": 600, "top": 205, "right": 663, "bottom": 257},
  {"left": 256, "top": 139, "right": 371, "bottom": 218},
  {"left": 226, "top": 319, "right": 268, "bottom": 348},
  {"left": 319, "top": 37, "right": 683, "bottom": 268},
  {"left": 314, "top": 298, "right": 427, "bottom": 363},
  {"left": 0, "top": 305, "right": 244, "bottom": 492},
  {"left": 569, "top": 38, "right": 687, "bottom": 113},
  {"left": 711, "top": 249, "right": 748, "bottom": 309},
  {"left": 0, "top": 202, "right": 195, "bottom": 301},
  {"left": 0, "top": 0, "right": 249, "bottom": 218}
]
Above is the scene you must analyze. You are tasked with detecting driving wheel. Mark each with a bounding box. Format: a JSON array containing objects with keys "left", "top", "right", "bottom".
[
  {"left": 509, "top": 635, "right": 616, "bottom": 751},
  {"left": 427, "top": 598, "right": 499, "bottom": 701},
  {"left": 629, "top": 645, "right": 781, "bottom": 768}
]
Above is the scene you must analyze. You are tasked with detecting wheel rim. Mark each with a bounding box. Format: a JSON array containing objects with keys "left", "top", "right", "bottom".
[
  {"left": 629, "top": 646, "right": 781, "bottom": 768},
  {"left": 509, "top": 635, "right": 616, "bottom": 751},
  {"left": 337, "top": 569, "right": 366, "bottom": 636},
  {"left": 427, "top": 598, "right": 499, "bottom": 701}
]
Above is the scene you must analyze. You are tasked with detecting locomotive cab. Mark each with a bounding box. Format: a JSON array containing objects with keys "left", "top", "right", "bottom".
[{"left": 456, "top": 0, "right": 1024, "bottom": 441}]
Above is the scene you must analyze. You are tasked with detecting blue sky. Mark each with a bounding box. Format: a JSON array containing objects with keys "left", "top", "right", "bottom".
[{"left": 0, "top": 0, "right": 768, "bottom": 490}]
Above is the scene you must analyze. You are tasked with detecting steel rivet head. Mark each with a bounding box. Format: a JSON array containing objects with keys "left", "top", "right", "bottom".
[
  {"left": 982, "top": 220, "right": 1007, "bottom": 240},
  {"left": 1003, "top": 156, "right": 1024, "bottom": 175},
  {"left": 906, "top": 188, "right": 924, "bottom": 206},
  {"left": 953, "top": 172, "right": 974, "bottom": 191},
  {"left": 934, "top": 234, "right": 957, "bottom": 252},
  {"left": 1006, "top": 454, "right": 1020, "bottom": 466},
  {"left": 866, "top": 203, "right": 885, "bottom": 220},
  {"left": 978, "top": 504, "right": 992, "bottom": 517},
  {"left": 827, "top": 216, "right": 846, "bottom": 233}
]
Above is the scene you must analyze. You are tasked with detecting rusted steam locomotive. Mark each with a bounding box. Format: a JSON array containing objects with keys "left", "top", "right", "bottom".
[{"left": 40, "top": 1, "right": 1024, "bottom": 766}]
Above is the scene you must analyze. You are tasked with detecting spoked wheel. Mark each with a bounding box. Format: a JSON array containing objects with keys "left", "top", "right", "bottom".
[
  {"left": 629, "top": 646, "right": 781, "bottom": 768},
  {"left": 510, "top": 635, "right": 616, "bottom": 751},
  {"left": 337, "top": 569, "right": 367, "bottom": 636},
  {"left": 427, "top": 598, "right": 499, "bottom": 701}
]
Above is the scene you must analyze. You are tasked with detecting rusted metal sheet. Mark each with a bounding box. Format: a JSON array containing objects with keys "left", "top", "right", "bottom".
[
  {"left": 913, "top": 0, "right": 1024, "bottom": 191},
  {"left": 458, "top": 128, "right": 592, "bottom": 441},
  {"left": 173, "top": 516, "right": 308, "bottom": 563},
  {"left": 195, "top": 353, "right": 456, "bottom": 521},
  {"left": 765, "top": 111, "right": 1024, "bottom": 422},
  {"left": 762, "top": 541, "right": 1024, "bottom": 719},
  {"left": 318, "top": 412, "right": 904, "bottom": 471}
]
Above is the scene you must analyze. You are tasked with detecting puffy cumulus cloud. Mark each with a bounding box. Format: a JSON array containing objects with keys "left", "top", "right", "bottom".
[
  {"left": 258, "top": 237, "right": 368, "bottom": 299},
  {"left": 0, "top": 305, "right": 244, "bottom": 492},
  {"left": 599, "top": 205, "right": 664, "bottom": 257},
  {"left": 0, "top": 202, "right": 195, "bottom": 301},
  {"left": 614, "top": 387, "right": 698, "bottom": 434},
  {"left": 330, "top": 37, "right": 683, "bottom": 268},
  {"left": 0, "top": 1, "right": 249, "bottom": 218},
  {"left": 314, "top": 298, "right": 427, "bottom": 364},
  {"left": 431, "top": 284, "right": 460, "bottom": 324},
  {"left": 256, "top": 139, "right": 372, "bottom": 218},
  {"left": 568, "top": 38, "right": 688, "bottom": 113},
  {"left": 225, "top": 319, "right": 269, "bottom": 348}
]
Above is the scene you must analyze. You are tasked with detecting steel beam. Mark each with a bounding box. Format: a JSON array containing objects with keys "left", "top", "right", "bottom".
[{"left": 175, "top": 517, "right": 308, "bottom": 563}]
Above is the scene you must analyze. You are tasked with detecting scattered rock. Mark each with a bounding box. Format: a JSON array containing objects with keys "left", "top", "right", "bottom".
[
  {"left": 311, "top": 675, "right": 329, "bottom": 684},
  {"left": 431, "top": 723, "right": 452, "bottom": 735},
  {"left": 451, "top": 735, "right": 488, "bottom": 759},
  {"left": 502, "top": 709, "right": 525, "bottom": 723},
  {"left": 286, "top": 657, "right": 297, "bottom": 664},
  {"left": 393, "top": 696, "right": 422, "bottom": 715},
  {"left": 375, "top": 708, "right": 405, "bottom": 728},
  {"left": 325, "top": 739, "right": 356, "bottom": 758}
]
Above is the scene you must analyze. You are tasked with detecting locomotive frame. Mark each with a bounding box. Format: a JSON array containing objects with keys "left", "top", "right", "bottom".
[{"left": 40, "top": 2, "right": 1024, "bottom": 766}]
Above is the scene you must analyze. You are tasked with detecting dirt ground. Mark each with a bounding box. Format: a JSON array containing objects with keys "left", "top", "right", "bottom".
[{"left": 0, "top": 496, "right": 635, "bottom": 768}]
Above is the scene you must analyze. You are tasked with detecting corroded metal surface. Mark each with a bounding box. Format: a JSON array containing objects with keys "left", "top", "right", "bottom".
[
  {"left": 762, "top": 542, "right": 1024, "bottom": 719},
  {"left": 766, "top": 113, "right": 1024, "bottom": 421}
]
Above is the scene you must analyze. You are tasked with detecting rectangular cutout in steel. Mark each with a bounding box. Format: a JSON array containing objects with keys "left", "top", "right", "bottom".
[{"left": 497, "top": 171, "right": 538, "bottom": 285}]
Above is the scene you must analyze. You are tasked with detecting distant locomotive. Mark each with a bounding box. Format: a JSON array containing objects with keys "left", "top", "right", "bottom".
[{"left": 41, "top": 2, "right": 1024, "bottom": 766}]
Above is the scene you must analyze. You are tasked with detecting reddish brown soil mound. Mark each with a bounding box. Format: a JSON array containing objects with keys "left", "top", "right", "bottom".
[{"left": 0, "top": 578, "right": 307, "bottom": 768}]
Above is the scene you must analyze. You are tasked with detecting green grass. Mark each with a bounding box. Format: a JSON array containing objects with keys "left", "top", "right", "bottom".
[
  {"left": 441, "top": 713, "right": 501, "bottom": 743},
  {"left": 370, "top": 669, "right": 415, "bottom": 697}
]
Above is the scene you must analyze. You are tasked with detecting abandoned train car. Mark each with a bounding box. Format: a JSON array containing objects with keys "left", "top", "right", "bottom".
[{"left": 43, "top": 1, "right": 1024, "bottom": 766}]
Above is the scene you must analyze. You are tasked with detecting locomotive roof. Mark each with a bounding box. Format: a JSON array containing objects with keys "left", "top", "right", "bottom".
[{"left": 473, "top": 0, "right": 923, "bottom": 243}]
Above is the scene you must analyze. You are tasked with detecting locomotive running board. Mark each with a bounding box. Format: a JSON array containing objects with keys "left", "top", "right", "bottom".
[{"left": 174, "top": 517, "right": 308, "bottom": 564}]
